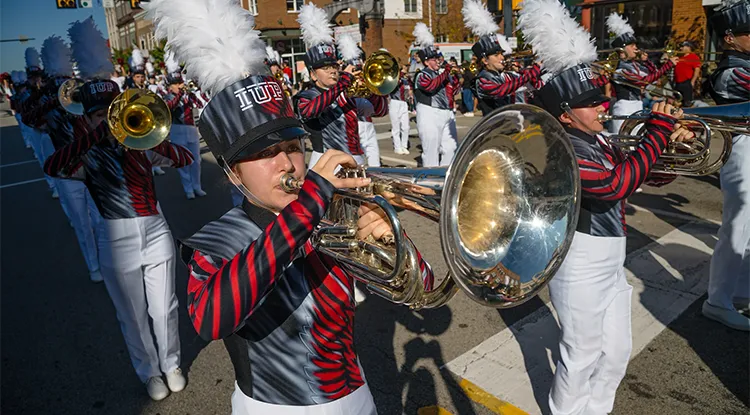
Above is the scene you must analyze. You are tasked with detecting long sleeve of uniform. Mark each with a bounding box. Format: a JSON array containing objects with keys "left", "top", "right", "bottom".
[
  {"left": 43, "top": 121, "right": 109, "bottom": 177},
  {"left": 725, "top": 67, "right": 750, "bottom": 97},
  {"left": 477, "top": 65, "right": 541, "bottom": 99},
  {"left": 22, "top": 95, "right": 59, "bottom": 127},
  {"left": 297, "top": 73, "right": 353, "bottom": 121},
  {"left": 149, "top": 140, "right": 194, "bottom": 168},
  {"left": 186, "top": 171, "right": 335, "bottom": 341},
  {"left": 416, "top": 69, "right": 450, "bottom": 94},
  {"left": 163, "top": 90, "right": 185, "bottom": 110},
  {"left": 578, "top": 114, "right": 675, "bottom": 201},
  {"left": 623, "top": 61, "right": 675, "bottom": 86},
  {"left": 367, "top": 94, "right": 388, "bottom": 117}
]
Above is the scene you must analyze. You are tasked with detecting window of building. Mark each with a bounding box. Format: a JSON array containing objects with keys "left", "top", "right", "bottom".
[
  {"left": 247, "top": 0, "right": 258, "bottom": 15},
  {"left": 404, "top": 0, "right": 418, "bottom": 13},
  {"left": 590, "top": 0, "right": 672, "bottom": 52},
  {"left": 287, "top": 0, "right": 303, "bottom": 12},
  {"left": 436, "top": 0, "right": 447, "bottom": 14},
  {"left": 435, "top": 34, "right": 449, "bottom": 43}
]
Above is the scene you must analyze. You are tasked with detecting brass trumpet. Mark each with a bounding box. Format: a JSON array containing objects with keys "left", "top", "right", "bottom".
[
  {"left": 591, "top": 51, "right": 683, "bottom": 103},
  {"left": 108, "top": 89, "right": 172, "bottom": 150},
  {"left": 279, "top": 104, "right": 581, "bottom": 309},
  {"left": 347, "top": 50, "right": 400, "bottom": 98},
  {"left": 597, "top": 104, "right": 746, "bottom": 176},
  {"left": 449, "top": 61, "right": 479, "bottom": 76},
  {"left": 58, "top": 78, "right": 86, "bottom": 115}
]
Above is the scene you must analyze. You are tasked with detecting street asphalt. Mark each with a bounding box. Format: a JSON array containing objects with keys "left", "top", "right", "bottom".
[{"left": 1, "top": 102, "right": 747, "bottom": 415}]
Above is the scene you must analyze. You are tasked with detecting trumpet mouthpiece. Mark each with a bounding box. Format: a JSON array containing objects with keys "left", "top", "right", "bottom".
[{"left": 280, "top": 173, "right": 303, "bottom": 193}]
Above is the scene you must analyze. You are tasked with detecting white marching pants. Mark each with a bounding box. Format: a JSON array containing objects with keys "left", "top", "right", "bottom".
[
  {"left": 16, "top": 114, "right": 31, "bottom": 148},
  {"left": 57, "top": 179, "right": 101, "bottom": 274},
  {"left": 231, "top": 382, "right": 377, "bottom": 415},
  {"left": 389, "top": 99, "right": 410, "bottom": 151},
  {"left": 709, "top": 134, "right": 750, "bottom": 309},
  {"left": 97, "top": 214, "right": 181, "bottom": 383},
  {"left": 416, "top": 103, "right": 457, "bottom": 167},
  {"left": 609, "top": 100, "right": 643, "bottom": 135},
  {"left": 308, "top": 151, "right": 365, "bottom": 170},
  {"left": 169, "top": 124, "right": 203, "bottom": 195},
  {"left": 358, "top": 121, "right": 380, "bottom": 167},
  {"left": 29, "top": 128, "right": 58, "bottom": 192},
  {"left": 549, "top": 232, "right": 632, "bottom": 415}
]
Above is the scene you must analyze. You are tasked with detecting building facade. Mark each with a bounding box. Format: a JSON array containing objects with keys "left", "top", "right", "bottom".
[{"left": 103, "top": 0, "right": 157, "bottom": 55}]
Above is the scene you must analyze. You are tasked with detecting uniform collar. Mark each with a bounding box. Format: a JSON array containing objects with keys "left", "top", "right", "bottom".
[{"left": 241, "top": 198, "right": 277, "bottom": 229}]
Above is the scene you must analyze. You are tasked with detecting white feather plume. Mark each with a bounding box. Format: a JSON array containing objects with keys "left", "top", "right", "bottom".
[
  {"left": 146, "top": 61, "right": 155, "bottom": 75},
  {"left": 68, "top": 17, "right": 114, "bottom": 79},
  {"left": 40, "top": 36, "right": 73, "bottom": 76},
  {"left": 25, "top": 48, "right": 42, "bottom": 69},
  {"left": 463, "top": 0, "right": 499, "bottom": 37},
  {"left": 131, "top": 47, "right": 144, "bottom": 69},
  {"left": 412, "top": 22, "right": 435, "bottom": 47},
  {"left": 298, "top": 3, "right": 334, "bottom": 48},
  {"left": 517, "top": 0, "right": 598, "bottom": 75},
  {"left": 10, "top": 71, "right": 20, "bottom": 84},
  {"left": 143, "top": 0, "right": 267, "bottom": 95},
  {"left": 717, "top": 0, "right": 742, "bottom": 9},
  {"left": 337, "top": 35, "right": 360, "bottom": 62},
  {"left": 495, "top": 34, "right": 513, "bottom": 55},
  {"left": 165, "top": 50, "right": 180, "bottom": 74},
  {"left": 605, "top": 13, "right": 634, "bottom": 38}
]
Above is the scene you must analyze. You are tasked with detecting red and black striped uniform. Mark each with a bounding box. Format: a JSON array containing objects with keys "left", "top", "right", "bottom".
[
  {"left": 475, "top": 65, "right": 541, "bottom": 115},
  {"left": 569, "top": 113, "right": 676, "bottom": 237},
  {"left": 162, "top": 90, "right": 204, "bottom": 126},
  {"left": 43, "top": 121, "right": 193, "bottom": 219},
  {"left": 613, "top": 60, "right": 675, "bottom": 101},
  {"left": 180, "top": 171, "right": 433, "bottom": 406},
  {"left": 294, "top": 72, "right": 387, "bottom": 156}
]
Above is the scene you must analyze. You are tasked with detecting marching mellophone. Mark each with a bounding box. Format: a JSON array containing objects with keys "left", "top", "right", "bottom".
[{"left": 345, "top": 51, "right": 400, "bottom": 98}]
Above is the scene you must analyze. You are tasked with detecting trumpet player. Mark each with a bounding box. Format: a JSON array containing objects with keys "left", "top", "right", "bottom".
[
  {"left": 293, "top": 4, "right": 386, "bottom": 167},
  {"left": 412, "top": 23, "right": 459, "bottom": 167},
  {"left": 519, "top": 1, "right": 695, "bottom": 413},
  {"left": 266, "top": 46, "right": 292, "bottom": 95},
  {"left": 463, "top": 0, "right": 542, "bottom": 116},
  {"left": 163, "top": 73, "right": 207, "bottom": 199},
  {"left": 44, "top": 17, "right": 193, "bottom": 401},
  {"left": 605, "top": 13, "right": 679, "bottom": 134},
  {"left": 142, "top": 0, "right": 433, "bottom": 412},
  {"left": 704, "top": 0, "right": 750, "bottom": 331}
]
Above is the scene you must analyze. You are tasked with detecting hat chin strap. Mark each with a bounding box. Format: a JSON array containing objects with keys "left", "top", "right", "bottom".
[
  {"left": 217, "top": 156, "right": 280, "bottom": 215},
  {"left": 561, "top": 102, "right": 602, "bottom": 138}
]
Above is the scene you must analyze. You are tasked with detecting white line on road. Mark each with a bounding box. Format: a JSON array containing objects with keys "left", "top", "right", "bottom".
[
  {"left": 0, "top": 177, "right": 46, "bottom": 189},
  {"left": 0, "top": 159, "right": 38, "bottom": 168},
  {"left": 443, "top": 221, "right": 719, "bottom": 415}
]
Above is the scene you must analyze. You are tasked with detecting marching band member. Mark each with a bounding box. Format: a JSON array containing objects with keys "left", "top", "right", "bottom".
[
  {"left": 293, "top": 4, "right": 386, "bottom": 167},
  {"left": 44, "top": 17, "right": 192, "bottom": 401},
  {"left": 144, "top": 0, "right": 433, "bottom": 412},
  {"left": 10, "top": 71, "right": 33, "bottom": 149},
  {"left": 389, "top": 64, "right": 413, "bottom": 155},
  {"left": 266, "top": 46, "right": 292, "bottom": 95},
  {"left": 519, "top": 0, "right": 693, "bottom": 412},
  {"left": 339, "top": 35, "right": 385, "bottom": 167},
  {"left": 412, "top": 23, "right": 459, "bottom": 167},
  {"left": 163, "top": 60, "right": 206, "bottom": 200},
  {"left": 126, "top": 48, "right": 148, "bottom": 90},
  {"left": 463, "top": 0, "right": 541, "bottom": 115},
  {"left": 40, "top": 34, "right": 102, "bottom": 283},
  {"left": 19, "top": 47, "right": 59, "bottom": 198},
  {"left": 704, "top": 0, "right": 750, "bottom": 331},
  {"left": 606, "top": 13, "right": 679, "bottom": 134}
]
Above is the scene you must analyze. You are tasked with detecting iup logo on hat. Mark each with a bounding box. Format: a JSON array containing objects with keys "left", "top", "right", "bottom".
[
  {"left": 234, "top": 80, "right": 284, "bottom": 112},
  {"left": 89, "top": 81, "right": 116, "bottom": 94},
  {"left": 318, "top": 44, "right": 336, "bottom": 59},
  {"left": 577, "top": 67, "right": 594, "bottom": 82}
]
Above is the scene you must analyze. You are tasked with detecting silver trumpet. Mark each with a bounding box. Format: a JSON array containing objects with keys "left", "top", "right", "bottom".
[
  {"left": 281, "top": 104, "right": 582, "bottom": 309},
  {"left": 599, "top": 102, "right": 748, "bottom": 176}
]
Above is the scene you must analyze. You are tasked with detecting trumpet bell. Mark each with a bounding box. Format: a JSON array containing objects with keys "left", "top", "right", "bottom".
[
  {"left": 58, "top": 78, "right": 85, "bottom": 115},
  {"left": 107, "top": 89, "right": 172, "bottom": 150},
  {"left": 441, "top": 104, "right": 580, "bottom": 307},
  {"left": 361, "top": 51, "right": 400, "bottom": 96}
]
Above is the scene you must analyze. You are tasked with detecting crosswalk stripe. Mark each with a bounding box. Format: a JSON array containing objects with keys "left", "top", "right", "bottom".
[{"left": 443, "top": 221, "right": 719, "bottom": 415}]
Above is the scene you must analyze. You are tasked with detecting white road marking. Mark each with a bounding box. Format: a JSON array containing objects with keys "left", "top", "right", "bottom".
[
  {"left": 0, "top": 159, "right": 38, "bottom": 168},
  {"left": 380, "top": 155, "right": 418, "bottom": 167},
  {"left": 0, "top": 177, "right": 47, "bottom": 189},
  {"left": 443, "top": 221, "right": 719, "bottom": 415}
]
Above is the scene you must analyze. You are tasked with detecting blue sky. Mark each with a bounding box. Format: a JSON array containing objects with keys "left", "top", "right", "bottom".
[{"left": 1, "top": 0, "right": 108, "bottom": 73}]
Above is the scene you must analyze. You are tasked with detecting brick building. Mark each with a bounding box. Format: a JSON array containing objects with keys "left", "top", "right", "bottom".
[{"left": 103, "top": 0, "right": 157, "bottom": 53}]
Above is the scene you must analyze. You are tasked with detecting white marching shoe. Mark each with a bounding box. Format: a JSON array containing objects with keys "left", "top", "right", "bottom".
[
  {"left": 702, "top": 301, "right": 750, "bottom": 331},
  {"left": 89, "top": 269, "right": 103, "bottom": 283},
  {"left": 194, "top": 188, "right": 207, "bottom": 197},
  {"left": 166, "top": 368, "right": 186, "bottom": 393},
  {"left": 146, "top": 376, "right": 170, "bottom": 401}
]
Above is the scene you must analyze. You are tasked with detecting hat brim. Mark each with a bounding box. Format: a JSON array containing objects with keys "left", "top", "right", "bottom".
[{"left": 231, "top": 127, "right": 309, "bottom": 163}]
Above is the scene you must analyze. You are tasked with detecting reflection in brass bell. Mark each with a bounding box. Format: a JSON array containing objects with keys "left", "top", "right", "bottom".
[
  {"left": 107, "top": 89, "right": 172, "bottom": 150},
  {"left": 58, "top": 78, "right": 86, "bottom": 116}
]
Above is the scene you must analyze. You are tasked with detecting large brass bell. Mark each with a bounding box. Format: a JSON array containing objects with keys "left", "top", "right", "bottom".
[
  {"left": 347, "top": 51, "right": 400, "bottom": 97},
  {"left": 58, "top": 78, "right": 86, "bottom": 116}
]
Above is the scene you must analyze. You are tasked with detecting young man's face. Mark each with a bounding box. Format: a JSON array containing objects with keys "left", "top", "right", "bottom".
[
  {"left": 270, "top": 64, "right": 281, "bottom": 75},
  {"left": 559, "top": 104, "right": 607, "bottom": 134},
  {"left": 168, "top": 83, "right": 182, "bottom": 94},
  {"left": 312, "top": 65, "right": 339, "bottom": 89},
  {"left": 232, "top": 139, "right": 305, "bottom": 212},
  {"left": 679, "top": 45, "right": 692, "bottom": 54},
  {"left": 726, "top": 32, "right": 750, "bottom": 53},
  {"left": 424, "top": 57, "right": 439, "bottom": 71},
  {"left": 483, "top": 53, "right": 506, "bottom": 72},
  {"left": 87, "top": 108, "right": 109, "bottom": 130},
  {"left": 622, "top": 44, "right": 640, "bottom": 60},
  {"left": 133, "top": 73, "right": 145, "bottom": 86}
]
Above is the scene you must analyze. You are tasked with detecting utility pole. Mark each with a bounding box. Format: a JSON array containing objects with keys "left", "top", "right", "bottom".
[{"left": 503, "top": 0, "right": 513, "bottom": 38}]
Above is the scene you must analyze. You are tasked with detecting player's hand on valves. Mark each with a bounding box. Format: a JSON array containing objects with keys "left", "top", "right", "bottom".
[
  {"left": 310, "top": 150, "right": 370, "bottom": 189},
  {"left": 670, "top": 123, "right": 695, "bottom": 143},
  {"left": 652, "top": 101, "right": 683, "bottom": 118},
  {"left": 357, "top": 203, "right": 394, "bottom": 242}
]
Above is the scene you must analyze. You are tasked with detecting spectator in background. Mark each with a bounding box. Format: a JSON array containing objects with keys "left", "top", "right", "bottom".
[
  {"left": 673, "top": 41, "right": 701, "bottom": 106},
  {"left": 282, "top": 60, "right": 293, "bottom": 83}
]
